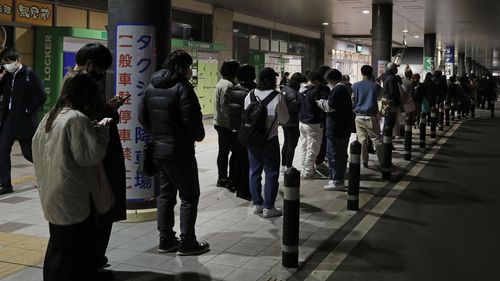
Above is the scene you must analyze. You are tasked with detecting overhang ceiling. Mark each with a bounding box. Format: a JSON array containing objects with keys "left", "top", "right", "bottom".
[{"left": 193, "top": 0, "right": 500, "bottom": 69}]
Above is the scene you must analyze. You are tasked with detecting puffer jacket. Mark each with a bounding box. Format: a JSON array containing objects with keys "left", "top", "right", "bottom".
[
  {"left": 139, "top": 69, "right": 205, "bottom": 159},
  {"left": 228, "top": 81, "right": 256, "bottom": 131}
]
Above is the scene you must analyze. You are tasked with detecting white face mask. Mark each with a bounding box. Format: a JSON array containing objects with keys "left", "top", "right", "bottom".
[{"left": 3, "top": 62, "right": 18, "bottom": 73}]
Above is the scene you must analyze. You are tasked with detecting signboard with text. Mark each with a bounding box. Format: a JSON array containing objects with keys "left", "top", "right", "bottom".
[
  {"left": 0, "top": 0, "right": 13, "bottom": 22},
  {"left": 424, "top": 56, "right": 435, "bottom": 72},
  {"left": 445, "top": 46, "right": 455, "bottom": 76},
  {"left": 15, "top": 0, "right": 52, "bottom": 26},
  {"left": 115, "top": 25, "right": 156, "bottom": 205}
]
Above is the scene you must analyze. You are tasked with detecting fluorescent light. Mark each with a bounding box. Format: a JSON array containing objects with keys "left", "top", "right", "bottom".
[
  {"left": 362, "top": 10, "right": 370, "bottom": 14},
  {"left": 322, "top": 22, "right": 329, "bottom": 26},
  {"left": 403, "top": 29, "right": 408, "bottom": 33},
  {"left": 414, "top": 35, "right": 420, "bottom": 38}
]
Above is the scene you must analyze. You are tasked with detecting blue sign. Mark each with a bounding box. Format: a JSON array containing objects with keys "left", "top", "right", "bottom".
[{"left": 445, "top": 46, "right": 455, "bottom": 64}]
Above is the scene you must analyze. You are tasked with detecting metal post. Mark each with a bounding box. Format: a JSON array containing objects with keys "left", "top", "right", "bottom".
[
  {"left": 419, "top": 113, "right": 427, "bottom": 149},
  {"left": 444, "top": 101, "right": 450, "bottom": 126},
  {"left": 430, "top": 107, "right": 437, "bottom": 138},
  {"left": 283, "top": 168, "right": 300, "bottom": 268},
  {"left": 438, "top": 103, "right": 444, "bottom": 131},
  {"left": 347, "top": 140, "right": 361, "bottom": 210},
  {"left": 404, "top": 118, "right": 412, "bottom": 161},
  {"left": 382, "top": 126, "right": 392, "bottom": 180}
]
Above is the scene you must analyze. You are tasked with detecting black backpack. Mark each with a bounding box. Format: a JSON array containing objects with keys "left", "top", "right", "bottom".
[{"left": 238, "top": 90, "right": 279, "bottom": 147}]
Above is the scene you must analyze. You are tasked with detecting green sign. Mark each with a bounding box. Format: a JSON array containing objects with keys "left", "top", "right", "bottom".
[
  {"left": 424, "top": 56, "right": 435, "bottom": 72},
  {"left": 171, "top": 38, "right": 225, "bottom": 51}
]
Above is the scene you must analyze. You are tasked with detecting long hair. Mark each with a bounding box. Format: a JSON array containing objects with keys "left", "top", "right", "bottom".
[{"left": 45, "top": 73, "right": 102, "bottom": 133}]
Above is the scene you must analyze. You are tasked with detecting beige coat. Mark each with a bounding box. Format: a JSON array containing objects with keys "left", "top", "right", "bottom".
[{"left": 32, "top": 108, "right": 112, "bottom": 225}]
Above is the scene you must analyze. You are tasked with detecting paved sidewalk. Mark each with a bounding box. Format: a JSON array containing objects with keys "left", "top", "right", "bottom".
[{"left": 0, "top": 112, "right": 472, "bottom": 281}]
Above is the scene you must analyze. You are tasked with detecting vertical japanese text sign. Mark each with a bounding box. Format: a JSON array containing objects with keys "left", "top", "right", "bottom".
[{"left": 116, "top": 25, "right": 155, "bottom": 205}]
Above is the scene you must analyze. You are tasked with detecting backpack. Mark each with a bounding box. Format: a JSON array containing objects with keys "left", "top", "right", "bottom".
[{"left": 238, "top": 90, "right": 279, "bottom": 147}]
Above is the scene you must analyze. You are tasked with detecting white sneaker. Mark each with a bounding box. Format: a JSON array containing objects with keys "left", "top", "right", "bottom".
[
  {"left": 263, "top": 207, "right": 282, "bottom": 218},
  {"left": 323, "top": 181, "right": 346, "bottom": 191},
  {"left": 253, "top": 205, "right": 264, "bottom": 214},
  {"left": 302, "top": 171, "right": 325, "bottom": 179}
]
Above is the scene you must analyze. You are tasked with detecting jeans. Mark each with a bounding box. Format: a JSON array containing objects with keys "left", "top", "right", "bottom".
[
  {"left": 0, "top": 119, "right": 33, "bottom": 187},
  {"left": 299, "top": 122, "right": 323, "bottom": 175},
  {"left": 326, "top": 137, "right": 350, "bottom": 185},
  {"left": 281, "top": 126, "right": 300, "bottom": 168},
  {"left": 248, "top": 136, "right": 280, "bottom": 209},
  {"left": 214, "top": 125, "right": 239, "bottom": 181},
  {"left": 156, "top": 155, "right": 200, "bottom": 245}
]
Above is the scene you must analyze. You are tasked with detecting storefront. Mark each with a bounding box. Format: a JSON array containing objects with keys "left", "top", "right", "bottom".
[{"left": 330, "top": 40, "right": 371, "bottom": 83}]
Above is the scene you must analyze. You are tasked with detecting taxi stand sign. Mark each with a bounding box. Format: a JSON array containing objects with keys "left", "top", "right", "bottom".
[{"left": 115, "top": 25, "right": 156, "bottom": 205}]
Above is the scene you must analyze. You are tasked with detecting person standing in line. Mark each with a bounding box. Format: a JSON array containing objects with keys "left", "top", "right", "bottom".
[
  {"left": 411, "top": 73, "right": 424, "bottom": 126},
  {"left": 317, "top": 69, "right": 355, "bottom": 190},
  {"left": 315, "top": 65, "right": 332, "bottom": 173},
  {"left": 66, "top": 43, "right": 126, "bottom": 272},
  {"left": 32, "top": 73, "right": 114, "bottom": 281},
  {"left": 298, "top": 71, "right": 329, "bottom": 179},
  {"left": 214, "top": 60, "right": 240, "bottom": 191},
  {"left": 351, "top": 65, "right": 384, "bottom": 168},
  {"left": 279, "top": 72, "right": 290, "bottom": 90},
  {"left": 246, "top": 67, "right": 288, "bottom": 218},
  {"left": 139, "top": 50, "right": 209, "bottom": 256},
  {"left": 228, "top": 64, "right": 257, "bottom": 201},
  {"left": 0, "top": 48, "right": 45, "bottom": 195},
  {"left": 381, "top": 62, "right": 401, "bottom": 131},
  {"left": 281, "top": 72, "right": 307, "bottom": 171}
]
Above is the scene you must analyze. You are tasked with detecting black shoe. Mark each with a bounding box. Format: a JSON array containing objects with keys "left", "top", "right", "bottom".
[
  {"left": 216, "top": 178, "right": 228, "bottom": 187},
  {"left": 98, "top": 256, "right": 110, "bottom": 269},
  {"left": 226, "top": 180, "right": 236, "bottom": 193},
  {"left": 0, "top": 186, "right": 13, "bottom": 195},
  {"left": 96, "top": 269, "right": 114, "bottom": 281},
  {"left": 177, "top": 241, "right": 210, "bottom": 256},
  {"left": 236, "top": 192, "right": 252, "bottom": 201},
  {"left": 158, "top": 238, "right": 180, "bottom": 253}
]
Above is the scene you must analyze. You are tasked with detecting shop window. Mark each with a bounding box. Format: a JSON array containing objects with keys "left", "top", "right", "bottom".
[
  {"left": 271, "top": 40, "right": 279, "bottom": 53},
  {"left": 260, "top": 38, "right": 269, "bottom": 51},
  {"left": 280, "top": 41, "right": 288, "bottom": 54}
]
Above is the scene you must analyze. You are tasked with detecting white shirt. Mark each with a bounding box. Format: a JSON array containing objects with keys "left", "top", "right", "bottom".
[{"left": 244, "top": 89, "right": 289, "bottom": 139}]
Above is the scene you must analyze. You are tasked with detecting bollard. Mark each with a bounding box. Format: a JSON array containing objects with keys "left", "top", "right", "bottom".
[
  {"left": 456, "top": 100, "right": 462, "bottom": 120},
  {"left": 430, "top": 107, "right": 437, "bottom": 139},
  {"left": 444, "top": 102, "right": 450, "bottom": 126},
  {"left": 282, "top": 168, "right": 300, "bottom": 268},
  {"left": 419, "top": 112, "right": 427, "bottom": 149},
  {"left": 347, "top": 140, "right": 361, "bottom": 210},
  {"left": 404, "top": 119, "right": 412, "bottom": 161},
  {"left": 450, "top": 101, "right": 456, "bottom": 121},
  {"left": 438, "top": 103, "right": 444, "bottom": 131},
  {"left": 382, "top": 126, "right": 392, "bottom": 180},
  {"left": 470, "top": 99, "right": 476, "bottom": 118},
  {"left": 491, "top": 100, "right": 495, "bottom": 118}
]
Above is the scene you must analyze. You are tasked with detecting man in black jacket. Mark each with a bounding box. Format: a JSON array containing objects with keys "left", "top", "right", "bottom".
[
  {"left": 0, "top": 48, "right": 45, "bottom": 195},
  {"left": 139, "top": 50, "right": 209, "bottom": 256},
  {"left": 382, "top": 62, "right": 401, "bottom": 130}
]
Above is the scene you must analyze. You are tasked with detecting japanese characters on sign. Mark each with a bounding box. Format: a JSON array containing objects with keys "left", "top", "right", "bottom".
[
  {"left": 15, "top": 0, "right": 52, "bottom": 26},
  {"left": 445, "top": 46, "right": 455, "bottom": 76},
  {"left": 0, "top": 0, "right": 13, "bottom": 22},
  {"left": 116, "top": 25, "right": 155, "bottom": 202}
]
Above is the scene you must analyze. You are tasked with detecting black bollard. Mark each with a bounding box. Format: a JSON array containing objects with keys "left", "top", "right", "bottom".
[
  {"left": 382, "top": 126, "right": 392, "bottom": 180},
  {"left": 283, "top": 168, "right": 300, "bottom": 268},
  {"left": 491, "top": 100, "right": 495, "bottom": 118},
  {"left": 419, "top": 112, "right": 427, "bottom": 149},
  {"left": 430, "top": 107, "right": 437, "bottom": 139},
  {"left": 347, "top": 140, "right": 361, "bottom": 210},
  {"left": 444, "top": 102, "right": 450, "bottom": 126},
  {"left": 470, "top": 99, "right": 476, "bottom": 118},
  {"left": 438, "top": 103, "right": 444, "bottom": 131},
  {"left": 456, "top": 100, "right": 462, "bottom": 120},
  {"left": 404, "top": 118, "right": 412, "bottom": 161},
  {"left": 450, "top": 101, "right": 456, "bottom": 121}
]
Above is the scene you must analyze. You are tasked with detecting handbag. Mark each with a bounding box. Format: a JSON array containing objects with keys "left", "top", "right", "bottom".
[
  {"left": 380, "top": 98, "right": 394, "bottom": 117},
  {"left": 137, "top": 141, "right": 158, "bottom": 177}
]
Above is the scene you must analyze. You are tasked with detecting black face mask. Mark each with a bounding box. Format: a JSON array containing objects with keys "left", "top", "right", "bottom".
[{"left": 89, "top": 70, "right": 105, "bottom": 82}]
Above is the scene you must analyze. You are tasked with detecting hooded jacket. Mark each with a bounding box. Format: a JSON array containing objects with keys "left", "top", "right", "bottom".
[
  {"left": 298, "top": 83, "right": 327, "bottom": 124},
  {"left": 139, "top": 69, "right": 205, "bottom": 159}
]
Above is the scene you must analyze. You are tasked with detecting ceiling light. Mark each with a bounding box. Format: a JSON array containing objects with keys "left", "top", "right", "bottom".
[
  {"left": 414, "top": 35, "right": 420, "bottom": 38},
  {"left": 362, "top": 10, "right": 370, "bottom": 14},
  {"left": 322, "top": 22, "right": 329, "bottom": 26},
  {"left": 250, "top": 34, "right": 257, "bottom": 39},
  {"left": 233, "top": 28, "right": 240, "bottom": 33},
  {"left": 402, "top": 29, "right": 408, "bottom": 33}
]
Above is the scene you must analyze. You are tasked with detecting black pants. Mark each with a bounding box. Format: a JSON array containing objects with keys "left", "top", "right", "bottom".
[
  {"left": 234, "top": 143, "right": 250, "bottom": 198},
  {"left": 214, "top": 125, "right": 238, "bottom": 181},
  {"left": 156, "top": 155, "right": 200, "bottom": 245},
  {"left": 44, "top": 215, "right": 97, "bottom": 281},
  {"left": 315, "top": 122, "right": 327, "bottom": 165},
  {"left": 94, "top": 218, "right": 112, "bottom": 267},
  {"left": 281, "top": 126, "right": 300, "bottom": 168},
  {"left": 0, "top": 120, "right": 33, "bottom": 187}
]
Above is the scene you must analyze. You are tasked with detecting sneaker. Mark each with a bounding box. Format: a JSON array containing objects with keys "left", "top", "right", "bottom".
[
  {"left": 158, "top": 238, "right": 180, "bottom": 253},
  {"left": 323, "top": 181, "right": 345, "bottom": 191},
  {"left": 177, "top": 241, "right": 210, "bottom": 256},
  {"left": 263, "top": 207, "right": 282, "bottom": 218},
  {"left": 302, "top": 171, "right": 326, "bottom": 179},
  {"left": 225, "top": 180, "right": 236, "bottom": 193},
  {"left": 280, "top": 166, "right": 286, "bottom": 172},
  {"left": 253, "top": 205, "right": 264, "bottom": 214},
  {"left": 216, "top": 178, "right": 228, "bottom": 187},
  {"left": 0, "top": 185, "right": 13, "bottom": 195}
]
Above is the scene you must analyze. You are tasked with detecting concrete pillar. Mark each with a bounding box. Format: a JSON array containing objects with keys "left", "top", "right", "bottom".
[
  {"left": 108, "top": 0, "right": 172, "bottom": 214},
  {"left": 424, "top": 33, "right": 436, "bottom": 73},
  {"left": 321, "top": 32, "right": 334, "bottom": 67},
  {"left": 466, "top": 57, "right": 472, "bottom": 75},
  {"left": 213, "top": 7, "right": 234, "bottom": 74},
  {"left": 458, "top": 53, "right": 465, "bottom": 77},
  {"left": 371, "top": 3, "right": 393, "bottom": 77}
]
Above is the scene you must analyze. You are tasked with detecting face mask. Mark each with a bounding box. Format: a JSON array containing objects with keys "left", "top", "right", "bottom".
[
  {"left": 4, "top": 63, "right": 18, "bottom": 73},
  {"left": 89, "top": 70, "right": 105, "bottom": 82}
]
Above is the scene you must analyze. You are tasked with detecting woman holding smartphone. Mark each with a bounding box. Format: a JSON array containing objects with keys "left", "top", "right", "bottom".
[{"left": 32, "top": 73, "right": 114, "bottom": 281}]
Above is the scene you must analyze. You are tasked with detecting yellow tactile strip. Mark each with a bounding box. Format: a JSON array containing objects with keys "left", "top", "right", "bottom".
[
  {"left": 0, "top": 232, "right": 47, "bottom": 279},
  {"left": 12, "top": 175, "right": 36, "bottom": 186}
]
